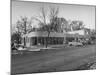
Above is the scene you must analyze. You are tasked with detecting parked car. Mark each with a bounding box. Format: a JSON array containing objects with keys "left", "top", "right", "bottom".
[
  {"left": 68, "top": 41, "right": 83, "bottom": 46},
  {"left": 79, "top": 40, "right": 87, "bottom": 45}
]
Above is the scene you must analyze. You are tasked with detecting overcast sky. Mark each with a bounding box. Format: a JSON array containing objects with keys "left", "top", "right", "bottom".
[{"left": 11, "top": 0, "right": 95, "bottom": 29}]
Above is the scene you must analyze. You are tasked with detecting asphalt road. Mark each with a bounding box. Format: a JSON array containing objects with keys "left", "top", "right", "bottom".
[{"left": 11, "top": 45, "right": 96, "bottom": 74}]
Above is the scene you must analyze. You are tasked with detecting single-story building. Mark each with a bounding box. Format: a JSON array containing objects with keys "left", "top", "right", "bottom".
[{"left": 22, "top": 29, "right": 91, "bottom": 47}]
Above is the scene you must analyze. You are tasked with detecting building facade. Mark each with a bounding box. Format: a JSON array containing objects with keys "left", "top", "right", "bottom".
[{"left": 22, "top": 28, "right": 91, "bottom": 47}]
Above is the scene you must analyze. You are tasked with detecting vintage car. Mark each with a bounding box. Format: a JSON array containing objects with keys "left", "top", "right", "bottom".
[{"left": 68, "top": 41, "right": 83, "bottom": 46}]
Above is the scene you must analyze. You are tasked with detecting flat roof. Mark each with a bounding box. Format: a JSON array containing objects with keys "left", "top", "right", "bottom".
[
  {"left": 23, "top": 32, "right": 65, "bottom": 37},
  {"left": 22, "top": 31, "right": 85, "bottom": 38}
]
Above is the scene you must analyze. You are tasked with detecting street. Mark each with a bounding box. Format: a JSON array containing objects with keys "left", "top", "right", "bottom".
[{"left": 11, "top": 45, "right": 96, "bottom": 74}]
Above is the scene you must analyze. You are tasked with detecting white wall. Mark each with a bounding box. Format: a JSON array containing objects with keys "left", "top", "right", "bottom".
[{"left": 67, "top": 29, "right": 85, "bottom": 35}]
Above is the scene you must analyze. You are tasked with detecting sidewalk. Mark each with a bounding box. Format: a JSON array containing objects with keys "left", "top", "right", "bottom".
[
  {"left": 26, "top": 44, "right": 68, "bottom": 51},
  {"left": 12, "top": 44, "right": 67, "bottom": 55}
]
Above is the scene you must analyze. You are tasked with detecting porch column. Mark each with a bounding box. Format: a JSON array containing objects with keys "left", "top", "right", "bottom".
[
  {"left": 29, "top": 37, "right": 31, "bottom": 47},
  {"left": 37, "top": 37, "right": 38, "bottom": 45},
  {"left": 63, "top": 37, "right": 66, "bottom": 44}
]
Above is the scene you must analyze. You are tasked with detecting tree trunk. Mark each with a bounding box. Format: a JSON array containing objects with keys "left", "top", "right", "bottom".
[
  {"left": 24, "top": 37, "right": 26, "bottom": 47},
  {"left": 45, "top": 32, "right": 50, "bottom": 48},
  {"left": 24, "top": 21, "right": 27, "bottom": 47}
]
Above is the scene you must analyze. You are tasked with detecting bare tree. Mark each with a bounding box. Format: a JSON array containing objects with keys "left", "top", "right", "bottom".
[
  {"left": 31, "top": 7, "right": 59, "bottom": 48},
  {"left": 16, "top": 16, "right": 32, "bottom": 46},
  {"left": 49, "top": 7, "right": 59, "bottom": 22}
]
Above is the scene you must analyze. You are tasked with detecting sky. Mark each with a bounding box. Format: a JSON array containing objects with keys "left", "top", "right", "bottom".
[{"left": 11, "top": 0, "right": 96, "bottom": 29}]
